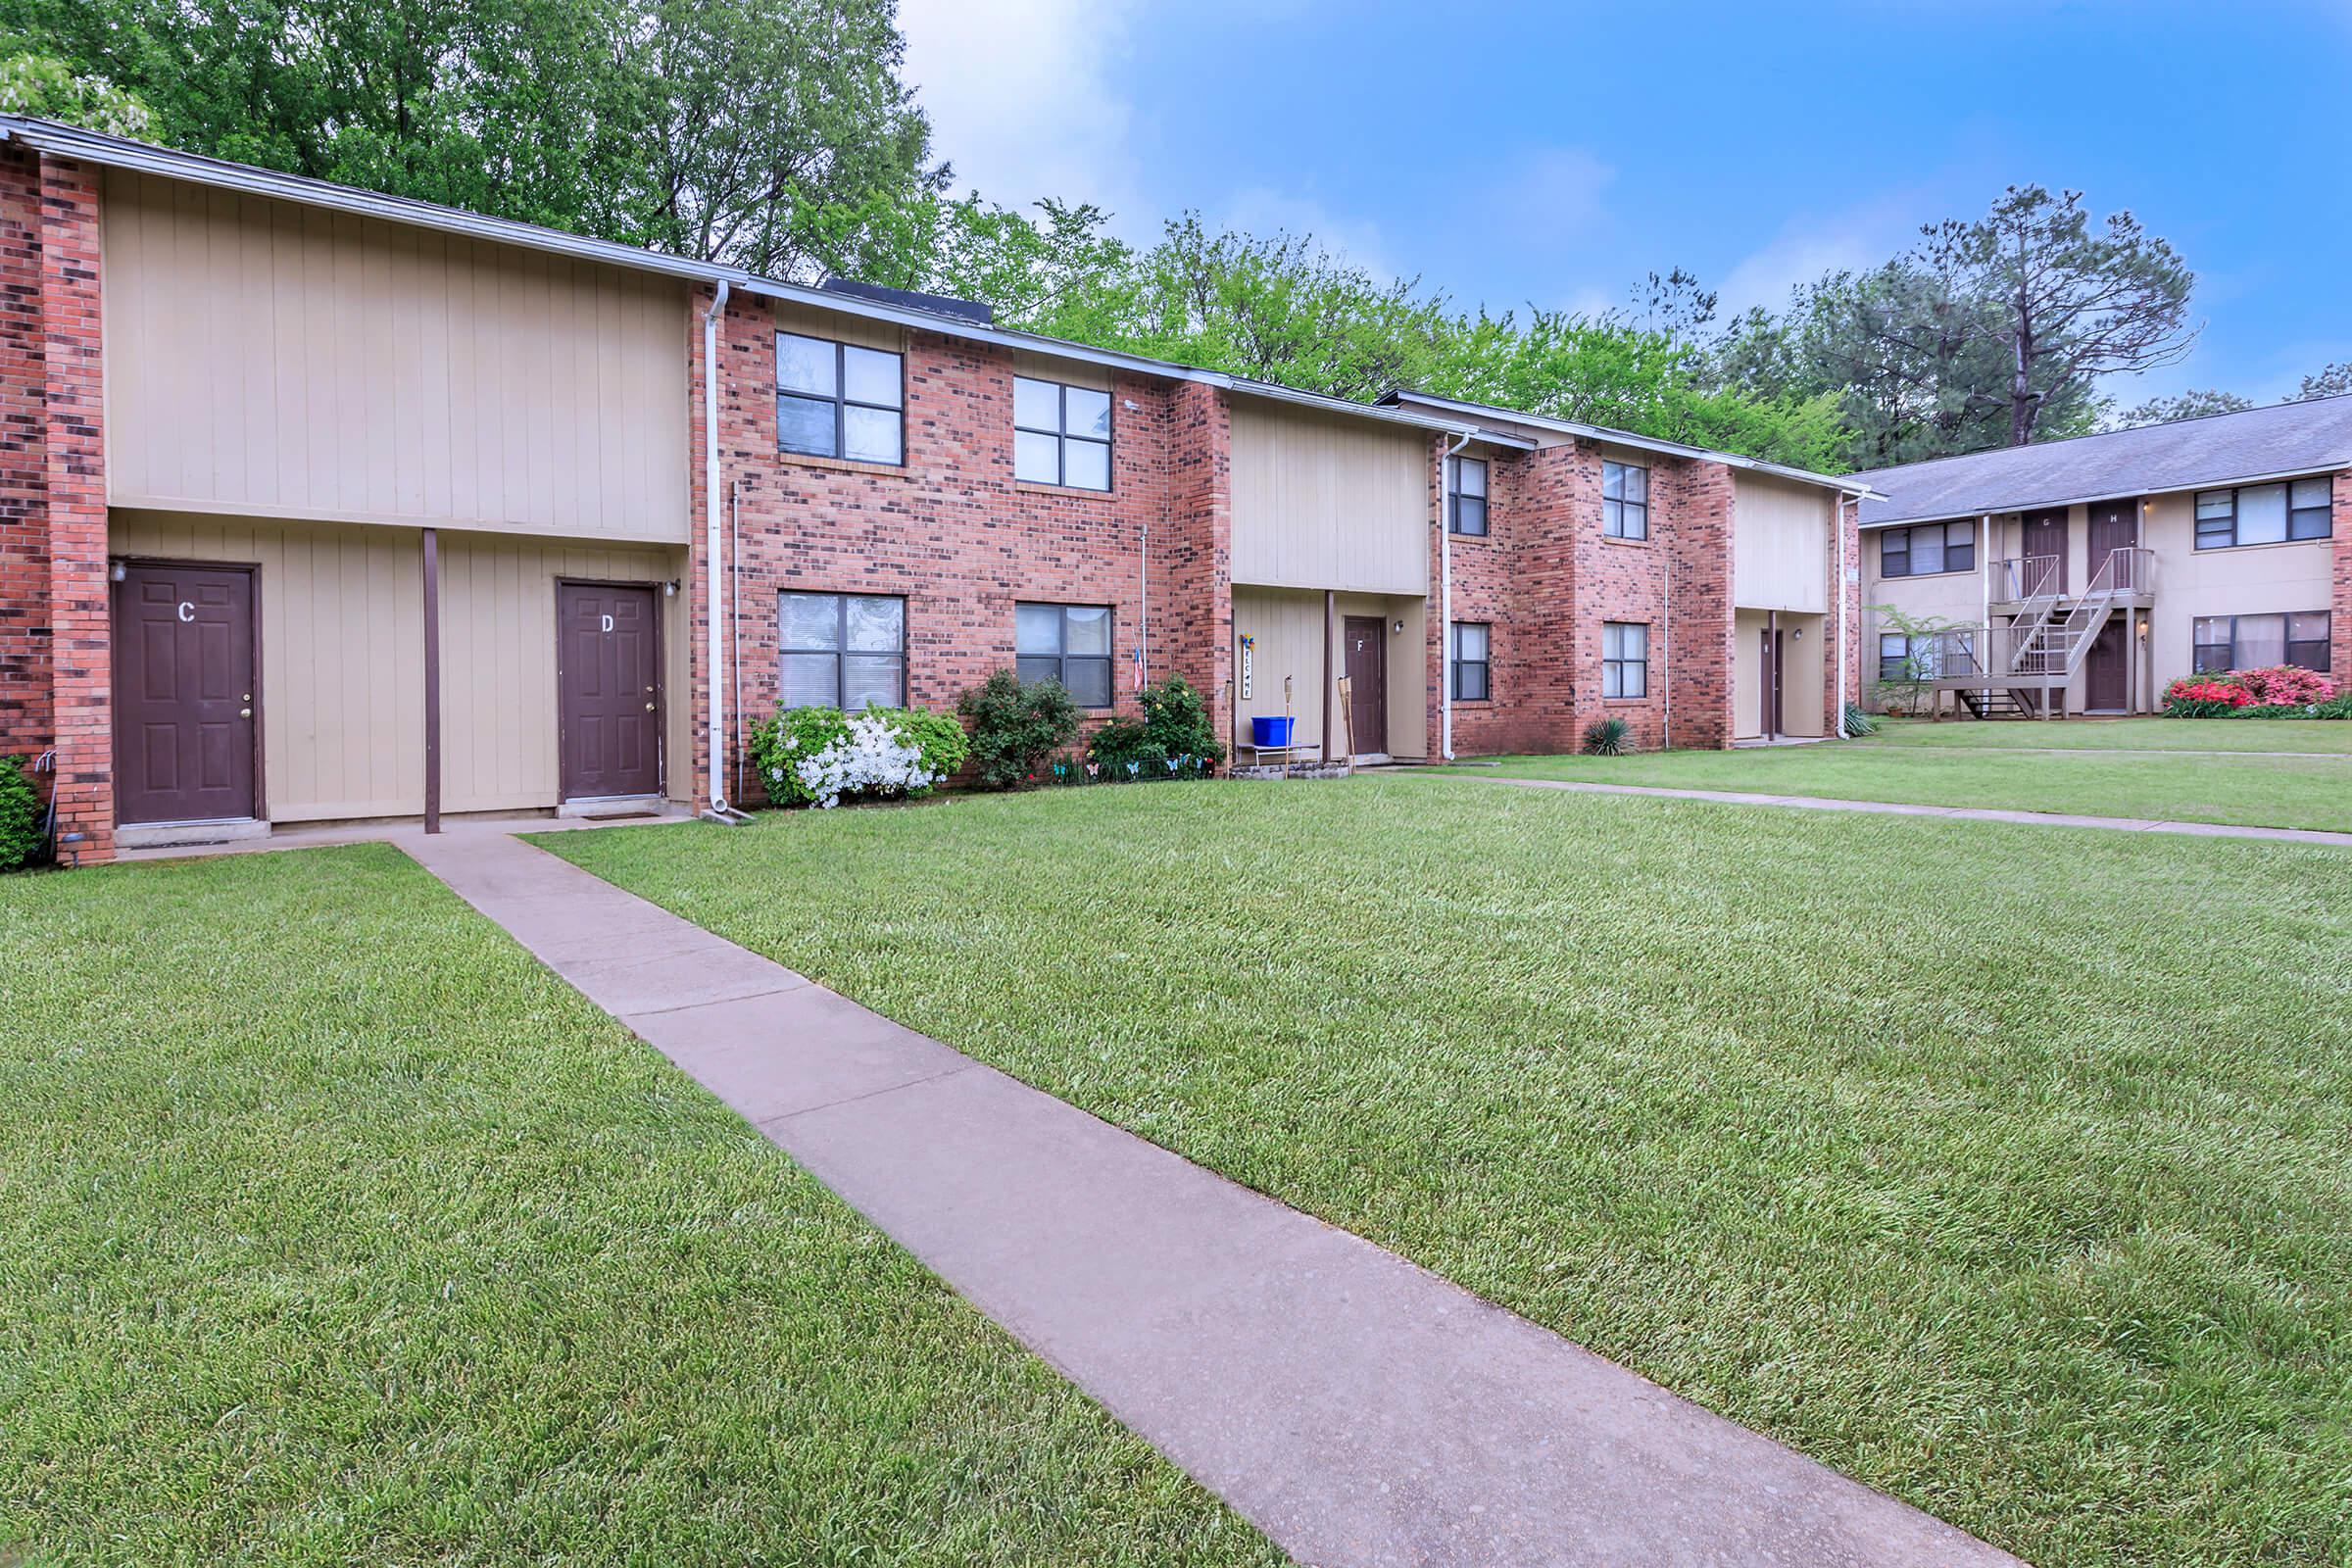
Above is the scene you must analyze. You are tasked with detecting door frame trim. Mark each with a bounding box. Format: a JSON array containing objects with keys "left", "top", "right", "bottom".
[
  {"left": 1342, "top": 613, "right": 1389, "bottom": 759},
  {"left": 109, "top": 556, "right": 267, "bottom": 825},
  {"left": 555, "top": 576, "right": 666, "bottom": 803}
]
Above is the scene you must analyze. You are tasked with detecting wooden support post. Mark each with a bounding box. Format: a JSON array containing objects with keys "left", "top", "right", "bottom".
[
  {"left": 422, "top": 527, "right": 441, "bottom": 834},
  {"left": 1321, "top": 590, "right": 1335, "bottom": 761}
]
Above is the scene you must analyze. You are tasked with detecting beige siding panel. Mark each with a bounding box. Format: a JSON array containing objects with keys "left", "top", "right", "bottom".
[
  {"left": 1230, "top": 400, "right": 1429, "bottom": 595},
  {"left": 1233, "top": 588, "right": 1332, "bottom": 754},
  {"left": 111, "top": 509, "right": 426, "bottom": 820},
  {"left": 2141, "top": 488, "right": 2333, "bottom": 688},
  {"left": 773, "top": 298, "right": 905, "bottom": 354},
  {"left": 111, "top": 510, "right": 687, "bottom": 819},
  {"left": 436, "top": 535, "right": 689, "bottom": 812},
  {"left": 1232, "top": 588, "right": 1426, "bottom": 760},
  {"left": 1732, "top": 474, "right": 1831, "bottom": 612},
  {"left": 103, "top": 171, "right": 690, "bottom": 542},
  {"left": 1012, "top": 349, "right": 1112, "bottom": 391}
]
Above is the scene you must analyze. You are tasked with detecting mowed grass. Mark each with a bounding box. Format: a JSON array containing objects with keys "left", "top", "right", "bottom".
[
  {"left": 0, "top": 846, "right": 1279, "bottom": 1568},
  {"left": 1859, "top": 715, "right": 2352, "bottom": 754},
  {"left": 544, "top": 782, "right": 2352, "bottom": 1568},
  {"left": 1436, "top": 742, "right": 2352, "bottom": 831}
]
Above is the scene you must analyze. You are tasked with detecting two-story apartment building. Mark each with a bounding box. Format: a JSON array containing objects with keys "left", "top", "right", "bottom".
[
  {"left": 0, "top": 116, "right": 1869, "bottom": 865},
  {"left": 1854, "top": 401, "right": 2352, "bottom": 715}
]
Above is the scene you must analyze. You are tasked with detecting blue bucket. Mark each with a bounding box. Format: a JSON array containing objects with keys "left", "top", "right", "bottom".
[{"left": 1250, "top": 715, "right": 1295, "bottom": 748}]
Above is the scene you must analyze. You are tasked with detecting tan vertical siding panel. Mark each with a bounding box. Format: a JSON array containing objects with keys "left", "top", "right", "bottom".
[
  {"left": 104, "top": 179, "right": 689, "bottom": 541},
  {"left": 1229, "top": 401, "right": 1425, "bottom": 594}
]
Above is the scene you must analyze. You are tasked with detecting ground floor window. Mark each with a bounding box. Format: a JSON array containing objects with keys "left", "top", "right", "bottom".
[
  {"left": 2194, "top": 611, "right": 2331, "bottom": 673},
  {"left": 1450, "top": 621, "right": 1491, "bottom": 701},
  {"left": 780, "top": 591, "right": 906, "bottom": 710},
  {"left": 1015, "top": 603, "right": 1114, "bottom": 708},
  {"left": 1602, "top": 621, "right": 1648, "bottom": 698}
]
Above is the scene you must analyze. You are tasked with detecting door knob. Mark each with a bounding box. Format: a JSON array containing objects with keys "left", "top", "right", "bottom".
[
  {"left": 239, "top": 708, "right": 252, "bottom": 718},
  {"left": 644, "top": 702, "right": 656, "bottom": 711}
]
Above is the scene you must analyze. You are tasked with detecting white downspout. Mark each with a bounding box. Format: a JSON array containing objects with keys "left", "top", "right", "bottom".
[
  {"left": 1832, "top": 491, "right": 1848, "bottom": 737},
  {"left": 1439, "top": 432, "right": 1471, "bottom": 760},
  {"left": 701, "top": 278, "right": 735, "bottom": 817}
]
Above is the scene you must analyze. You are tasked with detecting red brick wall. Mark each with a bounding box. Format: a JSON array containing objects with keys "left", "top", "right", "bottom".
[
  {"left": 696, "top": 291, "right": 1191, "bottom": 801},
  {"left": 1442, "top": 441, "right": 1586, "bottom": 757},
  {"left": 38, "top": 155, "right": 108, "bottom": 858},
  {"left": 0, "top": 149, "right": 49, "bottom": 768},
  {"left": 1825, "top": 490, "right": 1863, "bottom": 730}
]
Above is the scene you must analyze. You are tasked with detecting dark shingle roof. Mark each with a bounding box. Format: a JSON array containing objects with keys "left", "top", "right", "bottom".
[{"left": 1854, "top": 396, "right": 2352, "bottom": 525}]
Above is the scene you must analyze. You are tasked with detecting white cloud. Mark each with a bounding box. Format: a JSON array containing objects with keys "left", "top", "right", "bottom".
[
  {"left": 896, "top": 0, "right": 1149, "bottom": 231},
  {"left": 1211, "top": 187, "right": 1396, "bottom": 277},
  {"left": 1717, "top": 201, "right": 1927, "bottom": 318}
]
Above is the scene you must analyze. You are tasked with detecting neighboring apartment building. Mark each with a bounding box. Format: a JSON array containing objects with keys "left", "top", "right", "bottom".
[
  {"left": 0, "top": 117, "right": 1868, "bottom": 866},
  {"left": 1854, "top": 401, "right": 2352, "bottom": 714}
]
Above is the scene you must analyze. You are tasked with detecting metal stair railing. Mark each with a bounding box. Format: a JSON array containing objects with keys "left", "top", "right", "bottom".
[{"left": 2009, "top": 547, "right": 2149, "bottom": 679}]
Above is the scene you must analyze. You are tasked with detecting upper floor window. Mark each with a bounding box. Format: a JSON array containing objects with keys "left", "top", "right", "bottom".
[
  {"left": 1881, "top": 520, "right": 1975, "bottom": 577},
  {"left": 1602, "top": 461, "right": 1648, "bottom": 539},
  {"left": 1015, "top": 602, "right": 1114, "bottom": 708},
  {"left": 779, "top": 591, "right": 906, "bottom": 710},
  {"left": 1014, "top": 376, "right": 1112, "bottom": 490},
  {"left": 1450, "top": 621, "right": 1491, "bottom": 700},
  {"left": 1448, "top": 457, "right": 1489, "bottom": 536},
  {"left": 2194, "top": 478, "right": 2331, "bottom": 550},
  {"left": 1602, "top": 620, "right": 1648, "bottom": 698},
  {"left": 2193, "top": 612, "right": 2331, "bottom": 673},
  {"left": 778, "top": 332, "right": 904, "bottom": 465}
]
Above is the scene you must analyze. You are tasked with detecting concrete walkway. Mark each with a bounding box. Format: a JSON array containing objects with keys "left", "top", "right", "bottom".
[
  {"left": 1467, "top": 774, "right": 2352, "bottom": 847},
  {"left": 406, "top": 829, "right": 2020, "bottom": 1568}
]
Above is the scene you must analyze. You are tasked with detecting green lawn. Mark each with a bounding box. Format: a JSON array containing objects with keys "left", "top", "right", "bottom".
[
  {"left": 1436, "top": 742, "right": 2352, "bottom": 831},
  {"left": 544, "top": 782, "right": 2352, "bottom": 1568},
  {"left": 0, "top": 846, "right": 1277, "bottom": 1568},
  {"left": 1859, "top": 715, "right": 2352, "bottom": 753}
]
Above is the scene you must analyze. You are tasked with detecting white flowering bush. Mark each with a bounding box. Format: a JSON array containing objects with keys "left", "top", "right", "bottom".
[{"left": 746, "top": 703, "right": 969, "bottom": 808}]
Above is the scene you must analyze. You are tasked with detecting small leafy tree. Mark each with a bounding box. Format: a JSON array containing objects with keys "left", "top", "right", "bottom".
[
  {"left": 1868, "top": 605, "right": 1968, "bottom": 715},
  {"left": 957, "top": 669, "right": 1079, "bottom": 790}
]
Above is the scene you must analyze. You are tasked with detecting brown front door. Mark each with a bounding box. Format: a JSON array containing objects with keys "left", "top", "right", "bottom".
[
  {"left": 2020, "top": 509, "right": 2068, "bottom": 594},
  {"left": 2085, "top": 497, "right": 2138, "bottom": 586},
  {"left": 1761, "top": 622, "right": 1785, "bottom": 738},
  {"left": 2084, "top": 615, "right": 2129, "bottom": 711},
  {"left": 1344, "top": 615, "right": 1387, "bottom": 756},
  {"left": 112, "top": 563, "right": 258, "bottom": 825},
  {"left": 558, "top": 581, "right": 663, "bottom": 800}
]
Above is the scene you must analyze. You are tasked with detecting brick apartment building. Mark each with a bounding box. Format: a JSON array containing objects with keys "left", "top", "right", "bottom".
[{"left": 0, "top": 116, "right": 1872, "bottom": 865}]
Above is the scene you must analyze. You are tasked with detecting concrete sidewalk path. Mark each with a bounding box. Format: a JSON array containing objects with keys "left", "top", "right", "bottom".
[
  {"left": 1467, "top": 773, "right": 2352, "bottom": 847},
  {"left": 406, "top": 829, "right": 2022, "bottom": 1568}
]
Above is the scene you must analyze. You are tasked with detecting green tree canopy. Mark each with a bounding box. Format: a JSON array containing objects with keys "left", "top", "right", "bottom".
[{"left": 3, "top": 0, "right": 944, "bottom": 278}]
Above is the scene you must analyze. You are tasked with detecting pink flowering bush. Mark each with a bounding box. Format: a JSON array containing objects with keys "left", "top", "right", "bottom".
[
  {"left": 2165, "top": 667, "right": 2341, "bottom": 716},
  {"left": 2231, "top": 664, "right": 2337, "bottom": 705}
]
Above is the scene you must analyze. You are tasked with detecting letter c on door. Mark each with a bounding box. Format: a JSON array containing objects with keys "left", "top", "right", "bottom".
[
  {"left": 176, "top": 601, "right": 194, "bottom": 622},
  {"left": 601, "top": 613, "right": 614, "bottom": 633}
]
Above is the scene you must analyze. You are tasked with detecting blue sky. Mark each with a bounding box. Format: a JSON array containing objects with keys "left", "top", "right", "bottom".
[{"left": 899, "top": 0, "right": 2352, "bottom": 405}]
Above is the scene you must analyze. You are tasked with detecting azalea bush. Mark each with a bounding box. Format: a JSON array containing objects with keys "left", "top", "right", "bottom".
[
  {"left": 957, "top": 669, "right": 1080, "bottom": 790},
  {"left": 1087, "top": 676, "right": 1224, "bottom": 780},
  {"left": 2164, "top": 667, "right": 2342, "bottom": 718},
  {"left": 746, "top": 704, "right": 968, "bottom": 808}
]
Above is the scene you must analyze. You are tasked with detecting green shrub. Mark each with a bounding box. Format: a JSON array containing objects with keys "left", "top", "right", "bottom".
[
  {"left": 0, "top": 754, "right": 39, "bottom": 871},
  {"left": 1085, "top": 676, "right": 1225, "bottom": 779},
  {"left": 957, "top": 670, "right": 1080, "bottom": 790},
  {"left": 1581, "top": 716, "right": 1630, "bottom": 757},
  {"left": 1839, "top": 702, "right": 1878, "bottom": 737},
  {"left": 746, "top": 705, "right": 969, "bottom": 808},
  {"left": 2230, "top": 704, "right": 2306, "bottom": 720},
  {"left": 2312, "top": 693, "right": 2352, "bottom": 720}
]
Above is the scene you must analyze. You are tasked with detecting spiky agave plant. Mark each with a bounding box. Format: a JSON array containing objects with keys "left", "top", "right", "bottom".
[{"left": 1580, "top": 716, "right": 1630, "bottom": 757}]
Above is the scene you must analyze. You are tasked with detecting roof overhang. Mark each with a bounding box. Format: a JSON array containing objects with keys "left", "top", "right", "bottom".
[
  {"left": 1858, "top": 461, "right": 2352, "bottom": 528},
  {"left": 1381, "top": 389, "right": 1885, "bottom": 497},
  {"left": 0, "top": 115, "right": 1580, "bottom": 453}
]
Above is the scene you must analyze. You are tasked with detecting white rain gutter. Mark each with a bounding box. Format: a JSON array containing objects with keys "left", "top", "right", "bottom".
[
  {"left": 1832, "top": 494, "right": 1849, "bottom": 737},
  {"left": 1439, "top": 431, "right": 1473, "bottom": 760},
  {"left": 701, "top": 279, "right": 738, "bottom": 819}
]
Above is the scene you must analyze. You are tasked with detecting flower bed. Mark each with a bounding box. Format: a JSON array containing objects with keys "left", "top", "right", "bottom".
[
  {"left": 746, "top": 705, "right": 970, "bottom": 808},
  {"left": 2163, "top": 666, "right": 2348, "bottom": 719}
]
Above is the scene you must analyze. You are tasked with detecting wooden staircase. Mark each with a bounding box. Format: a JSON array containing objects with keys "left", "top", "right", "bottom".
[{"left": 1954, "top": 687, "right": 2040, "bottom": 719}]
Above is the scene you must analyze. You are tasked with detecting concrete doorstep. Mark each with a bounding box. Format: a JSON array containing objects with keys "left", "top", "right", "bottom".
[{"left": 406, "top": 830, "right": 2025, "bottom": 1568}]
